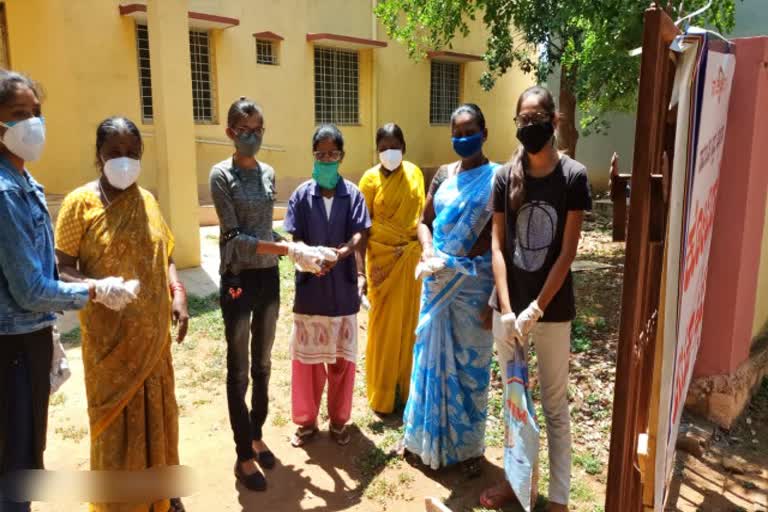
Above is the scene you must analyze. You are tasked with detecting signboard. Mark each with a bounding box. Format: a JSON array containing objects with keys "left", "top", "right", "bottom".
[{"left": 652, "top": 32, "right": 735, "bottom": 509}]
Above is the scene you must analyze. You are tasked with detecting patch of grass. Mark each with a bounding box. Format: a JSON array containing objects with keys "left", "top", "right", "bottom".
[
  {"left": 571, "top": 319, "right": 592, "bottom": 353},
  {"left": 50, "top": 392, "right": 67, "bottom": 407},
  {"left": 55, "top": 425, "right": 88, "bottom": 442},
  {"left": 363, "top": 476, "right": 397, "bottom": 505},
  {"left": 271, "top": 411, "right": 289, "bottom": 427},
  {"left": 570, "top": 478, "right": 597, "bottom": 503},
  {"left": 574, "top": 452, "right": 603, "bottom": 476},
  {"left": 61, "top": 327, "right": 81, "bottom": 345},
  {"left": 357, "top": 446, "right": 397, "bottom": 477}
]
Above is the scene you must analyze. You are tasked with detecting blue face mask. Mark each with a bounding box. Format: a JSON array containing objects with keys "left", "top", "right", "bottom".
[
  {"left": 313, "top": 160, "right": 340, "bottom": 189},
  {"left": 451, "top": 132, "right": 484, "bottom": 158}
]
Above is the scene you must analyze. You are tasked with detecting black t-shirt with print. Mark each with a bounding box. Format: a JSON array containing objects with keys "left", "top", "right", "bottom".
[{"left": 492, "top": 155, "right": 592, "bottom": 322}]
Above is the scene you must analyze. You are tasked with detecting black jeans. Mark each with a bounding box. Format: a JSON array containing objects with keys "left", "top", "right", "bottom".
[
  {"left": 220, "top": 267, "right": 280, "bottom": 462},
  {"left": 0, "top": 327, "right": 53, "bottom": 511}
]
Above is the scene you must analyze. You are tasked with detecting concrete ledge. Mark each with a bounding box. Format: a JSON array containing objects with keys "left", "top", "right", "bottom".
[{"left": 685, "top": 334, "right": 768, "bottom": 429}]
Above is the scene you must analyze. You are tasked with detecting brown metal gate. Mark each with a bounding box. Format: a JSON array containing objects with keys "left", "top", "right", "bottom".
[{"left": 605, "top": 4, "right": 680, "bottom": 511}]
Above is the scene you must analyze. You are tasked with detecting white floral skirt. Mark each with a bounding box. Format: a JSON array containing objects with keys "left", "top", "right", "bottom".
[{"left": 290, "top": 314, "right": 358, "bottom": 365}]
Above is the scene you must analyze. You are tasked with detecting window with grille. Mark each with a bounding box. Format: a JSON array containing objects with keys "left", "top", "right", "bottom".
[
  {"left": 135, "top": 24, "right": 153, "bottom": 123},
  {"left": 256, "top": 39, "right": 278, "bottom": 65},
  {"left": 189, "top": 30, "right": 216, "bottom": 123},
  {"left": 314, "top": 47, "right": 359, "bottom": 125},
  {"left": 430, "top": 61, "right": 461, "bottom": 125}
]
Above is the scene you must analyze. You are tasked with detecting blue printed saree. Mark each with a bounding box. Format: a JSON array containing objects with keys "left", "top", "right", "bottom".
[{"left": 403, "top": 161, "right": 498, "bottom": 469}]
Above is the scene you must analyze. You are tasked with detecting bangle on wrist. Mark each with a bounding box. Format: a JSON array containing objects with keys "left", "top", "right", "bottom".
[{"left": 169, "top": 281, "right": 186, "bottom": 297}]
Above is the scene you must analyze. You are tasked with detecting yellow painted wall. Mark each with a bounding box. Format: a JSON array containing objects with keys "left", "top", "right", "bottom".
[
  {"left": 4, "top": 0, "right": 160, "bottom": 194},
  {"left": 752, "top": 204, "right": 768, "bottom": 338},
  {"left": 4, "top": 0, "right": 531, "bottom": 202}
]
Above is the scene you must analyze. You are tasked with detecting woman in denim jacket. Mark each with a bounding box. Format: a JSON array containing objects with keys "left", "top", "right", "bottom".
[{"left": 0, "top": 70, "right": 133, "bottom": 512}]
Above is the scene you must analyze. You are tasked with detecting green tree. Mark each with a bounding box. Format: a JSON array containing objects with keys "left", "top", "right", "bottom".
[{"left": 375, "top": 0, "right": 738, "bottom": 157}]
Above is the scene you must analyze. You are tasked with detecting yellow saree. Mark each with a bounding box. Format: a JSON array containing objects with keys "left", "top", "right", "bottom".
[
  {"left": 55, "top": 185, "right": 179, "bottom": 512},
  {"left": 359, "top": 161, "right": 425, "bottom": 413}
]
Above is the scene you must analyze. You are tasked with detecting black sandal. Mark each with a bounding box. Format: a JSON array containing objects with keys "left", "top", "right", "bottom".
[
  {"left": 234, "top": 461, "right": 267, "bottom": 492},
  {"left": 461, "top": 457, "right": 484, "bottom": 479}
]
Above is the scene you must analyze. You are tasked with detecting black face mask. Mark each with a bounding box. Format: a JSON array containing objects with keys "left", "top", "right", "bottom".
[{"left": 516, "top": 121, "right": 555, "bottom": 155}]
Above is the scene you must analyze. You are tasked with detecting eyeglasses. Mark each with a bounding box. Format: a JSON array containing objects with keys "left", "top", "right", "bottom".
[
  {"left": 234, "top": 127, "right": 265, "bottom": 137},
  {"left": 514, "top": 112, "right": 552, "bottom": 128},
  {"left": 313, "top": 150, "right": 343, "bottom": 162}
]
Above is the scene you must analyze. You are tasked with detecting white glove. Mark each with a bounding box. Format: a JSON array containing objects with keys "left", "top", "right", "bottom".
[
  {"left": 501, "top": 312, "right": 523, "bottom": 343},
  {"left": 288, "top": 242, "right": 324, "bottom": 274},
  {"left": 89, "top": 277, "right": 139, "bottom": 311},
  {"left": 415, "top": 256, "right": 447, "bottom": 280},
  {"left": 315, "top": 246, "right": 339, "bottom": 263},
  {"left": 515, "top": 300, "right": 544, "bottom": 338}
]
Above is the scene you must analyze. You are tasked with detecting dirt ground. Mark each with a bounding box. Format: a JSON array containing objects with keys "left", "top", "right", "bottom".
[{"left": 31, "top": 211, "right": 767, "bottom": 511}]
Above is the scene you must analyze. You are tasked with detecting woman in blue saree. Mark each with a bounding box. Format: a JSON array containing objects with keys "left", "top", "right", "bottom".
[{"left": 403, "top": 104, "right": 499, "bottom": 477}]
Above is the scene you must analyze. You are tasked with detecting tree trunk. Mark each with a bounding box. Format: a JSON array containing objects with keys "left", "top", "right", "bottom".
[{"left": 558, "top": 65, "right": 579, "bottom": 158}]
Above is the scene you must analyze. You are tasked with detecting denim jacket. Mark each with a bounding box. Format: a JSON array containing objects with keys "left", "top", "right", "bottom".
[{"left": 0, "top": 157, "right": 89, "bottom": 335}]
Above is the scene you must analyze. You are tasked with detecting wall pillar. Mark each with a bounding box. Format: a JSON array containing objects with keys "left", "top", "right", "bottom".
[
  {"left": 695, "top": 37, "right": 768, "bottom": 378},
  {"left": 147, "top": 0, "right": 200, "bottom": 268}
]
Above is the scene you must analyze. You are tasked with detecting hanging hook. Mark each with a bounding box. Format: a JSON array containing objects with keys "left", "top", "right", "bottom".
[{"left": 674, "top": 0, "right": 712, "bottom": 29}]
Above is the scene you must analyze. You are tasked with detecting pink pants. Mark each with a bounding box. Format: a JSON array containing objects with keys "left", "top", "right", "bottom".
[{"left": 291, "top": 358, "right": 355, "bottom": 427}]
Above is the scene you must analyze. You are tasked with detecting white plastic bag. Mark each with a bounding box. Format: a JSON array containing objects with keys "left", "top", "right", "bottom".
[
  {"left": 503, "top": 341, "right": 540, "bottom": 512},
  {"left": 50, "top": 325, "right": 71, "bottom": 394}
]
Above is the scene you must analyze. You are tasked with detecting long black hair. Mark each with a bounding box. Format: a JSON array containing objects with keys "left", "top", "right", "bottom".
[
  {"left": 506, "top": 86, "right": 557, "bottom": 210},
  {"left": 94, "top": 116, "right": 143, "bottom": 167}
]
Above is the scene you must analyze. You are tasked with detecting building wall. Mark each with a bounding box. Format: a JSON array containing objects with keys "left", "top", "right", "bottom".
[
  {"left": 753, "top": 171, "right": 768, "bottom": 338},
  {"left": 2, "top": 0, "right": 530, "bottom": 204}
]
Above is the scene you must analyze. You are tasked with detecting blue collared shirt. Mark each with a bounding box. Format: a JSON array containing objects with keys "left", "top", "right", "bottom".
[
  {"left": 284, "top": 177, "right": 371, "bottom": 317},
  {"left": 0, "top": 157, "right": 89, "bottom": 335}
]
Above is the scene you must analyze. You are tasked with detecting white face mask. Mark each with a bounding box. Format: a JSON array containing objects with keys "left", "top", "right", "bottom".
[
  {"left": 379, "top": 149, "right": 403, "bottom": 171},
  {"left": 103, "top": 157, "right": 141, "bottom": 190},
  {"left": 0, "top": 117, "right": 46, "bottom": 162}
]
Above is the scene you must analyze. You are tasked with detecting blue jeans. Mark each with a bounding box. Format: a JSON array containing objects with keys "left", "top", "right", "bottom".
[{"left": 1, "top": 328, "right": 52, "bottom": 512}]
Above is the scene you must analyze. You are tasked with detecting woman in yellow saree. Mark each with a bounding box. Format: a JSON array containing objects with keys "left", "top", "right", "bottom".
[
  {"left": 359, "top": 124, "right": 425, "bottom": 414},
  {"left": 54, "top": 117, "right": 189, "bottom": 512}
]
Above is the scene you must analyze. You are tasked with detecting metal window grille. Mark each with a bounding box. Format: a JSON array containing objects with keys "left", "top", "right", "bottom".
[
  {"left": 189, "top": 30, "right": 216, "bottom": 123},
  {"left": 135, "top": 24, "right": 153, "bottom": 122},
  {"left": 430, "top": 61, "right": 461, "bottom": 124},
  {"left": 256, "top": 39, "right": 278, "bottom": 65},
  {"left": 314, "top": 47, "right": 359, "bottom": 125}
]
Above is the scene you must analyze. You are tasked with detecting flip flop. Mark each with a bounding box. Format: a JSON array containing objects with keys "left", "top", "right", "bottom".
[
  {"left": 479, "top": 480, "right": 517, "bottom": 509},
  {"left": 329, "top": 424, "right": 351, "bottom": 446},
  {"left": 291, "top": 426, "right": 319, "bottom": 447}
]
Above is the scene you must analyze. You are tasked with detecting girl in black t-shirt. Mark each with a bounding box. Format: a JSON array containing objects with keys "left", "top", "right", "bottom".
[{"left": 480, "top": 86, "right": 592, "bottom": 511}]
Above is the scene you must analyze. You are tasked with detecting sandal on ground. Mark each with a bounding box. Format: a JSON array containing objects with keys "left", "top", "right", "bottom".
[
  {"left": 479, "top": 480, "right": 517, "bottom": 509},
  {"left": 291, "top": 425, "right": 319, "bottom": 447},
  {"left": 461, "top": 456, "right": 484, "bottom": 479},
  {"left": 254, "top": 449, "right": 276, "bottom": 469},
  {"left": 329, "top": 424, "right": 351, "bottom": 446},
  {"left": 169, "top": 498, "right": 186, "bottom": 512},
  {"left": 233, "top": 461, "right": 267, "bottom": 492}
]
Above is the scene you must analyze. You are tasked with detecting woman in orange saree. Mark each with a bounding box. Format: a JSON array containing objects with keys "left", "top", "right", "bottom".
[{"left": 55, "top": 117, "right": 189, "bottom": 512}]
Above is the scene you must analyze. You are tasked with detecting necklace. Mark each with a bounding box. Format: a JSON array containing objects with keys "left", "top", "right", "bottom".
[{"left": 98, "top": 179, "right": 112, "bottom": 207}]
